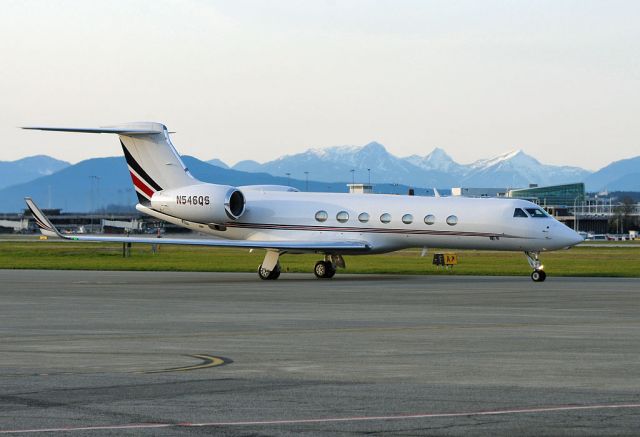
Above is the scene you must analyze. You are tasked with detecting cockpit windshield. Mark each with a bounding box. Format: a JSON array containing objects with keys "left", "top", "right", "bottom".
[
  {"left": 525, "top": 208, "right": 548, "bottom": 218},
  {"left": 513, "top": 208, "right": 528, "bottom": 218},
  {"left": 514, "top": 207, "right": 549, "bottom": 218}
]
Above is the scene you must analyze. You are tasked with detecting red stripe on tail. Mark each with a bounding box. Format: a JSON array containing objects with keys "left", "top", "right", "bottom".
[{"left": 130, "top": 171, "right": 154, "bottom": 198}]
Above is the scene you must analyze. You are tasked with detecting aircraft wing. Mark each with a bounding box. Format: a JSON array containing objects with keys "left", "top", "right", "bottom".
[{"left": 24, "top": 198, "right": 370, "bottom": 252}]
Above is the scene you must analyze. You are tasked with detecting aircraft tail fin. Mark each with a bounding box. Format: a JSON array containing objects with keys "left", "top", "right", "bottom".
[{"left": 22, "top": 122, "right": 197, "bottom": 205}]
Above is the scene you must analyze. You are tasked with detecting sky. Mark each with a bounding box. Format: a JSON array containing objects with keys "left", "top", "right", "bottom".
[{"left": 1, "top": 0, "right": 639, "bottom": 170}]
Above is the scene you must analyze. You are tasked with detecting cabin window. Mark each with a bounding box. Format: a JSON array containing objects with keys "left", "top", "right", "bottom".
[
  {"left": 380, "top": 213, "right": 391, "bottom": 224},
  {"left": 424, "top": 214, "right": 436, "bottom": 225},
  {"left": 336, "top": 211, "right": 349, "bottom": 223},
  {"left": 358, "top": 212, "right": 370, "bottom": 223},
  {"left": 446, "top": 215, "right": 458, "bottom": 226},
  {"left": 402, "top": 214, "right": 413, "bottom": 224},
  {"left": 315, "top": 210, "right": 328, "bottom": 222},
  {"left": 526, "top": 208, "right": 548, "bottom": 218},
  {"left": 513, "top": 208, "right": 528, "bottom": 218}
]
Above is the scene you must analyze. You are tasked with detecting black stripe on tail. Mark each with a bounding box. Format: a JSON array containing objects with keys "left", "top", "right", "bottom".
[
  {"left": 134, "top": 191, "right": 150, "bottom": 205},
  {"left": 120, "top": 140, "right": 163, "bottom": 191}
]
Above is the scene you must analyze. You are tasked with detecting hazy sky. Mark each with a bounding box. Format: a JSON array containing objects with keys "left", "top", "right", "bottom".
[{"left": 1, "top": 0, "right": 639, "bottom": 170}]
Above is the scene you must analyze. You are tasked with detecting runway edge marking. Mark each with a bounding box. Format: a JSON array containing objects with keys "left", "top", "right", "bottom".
[{"left": 2, "top": 403, "right": 640, "bottom": 434}]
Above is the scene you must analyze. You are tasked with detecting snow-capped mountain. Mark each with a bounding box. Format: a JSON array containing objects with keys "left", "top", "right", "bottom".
[
  {"left": 228, "top": 143, "right": 598, "bottom": 188},
  {"left": 461, "top": 150, "right": 590, "bottom": 187},
  {"left": 404, "top": 147, "right": 466, "bottom": 175},
  {"left": 231, "top": 141, "right": 457, "bottom": 186}
]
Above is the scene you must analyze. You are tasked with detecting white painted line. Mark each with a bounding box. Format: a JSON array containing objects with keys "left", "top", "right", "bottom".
[
  {"left": 0, "top": 424, "right": 171, "bottom": 434},
  {"left": 1, "top": 403, "right": 639, "bottom": 434},
  {"left": 191, "top": 403, "right": 640, "bottom": 427}
]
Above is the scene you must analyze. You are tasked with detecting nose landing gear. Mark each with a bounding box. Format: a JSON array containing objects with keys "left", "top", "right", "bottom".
[
  {"left": 525, "top": 251, "right": 546, "bottom": 282},
  {"left": 530, "top": 269, "right": 546, "bottom": 282}
]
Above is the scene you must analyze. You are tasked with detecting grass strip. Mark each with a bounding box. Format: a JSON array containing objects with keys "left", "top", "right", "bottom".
[{"left": 1, "top": 240, "right": 638, "bottom": 277}]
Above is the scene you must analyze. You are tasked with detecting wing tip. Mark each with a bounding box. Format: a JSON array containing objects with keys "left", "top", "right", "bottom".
[{"left": 24, "top": 197, "right": 61, "bottom": 238}]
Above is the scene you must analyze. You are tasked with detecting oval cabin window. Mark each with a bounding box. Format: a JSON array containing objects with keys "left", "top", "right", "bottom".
[
  {"left": 358, "top": 212, "right": 370, "bottom": 223},
  {"left": 424, "top": 214, "right": 436, "bottom": 225},
  {"left": 336, "top": 211, "right": 349, "bottom": 223},
  {"left": 380, "top": 213, "right": 392, "bottom": 224},
  {"left": 402, "top": 214, "right": 413, "bottom": 224},
  {"left": 446, "top": 215, "right": 458, "bottom": 226},
  {"left": 315, "top": 210, "right": 328, "bottom": 222}
]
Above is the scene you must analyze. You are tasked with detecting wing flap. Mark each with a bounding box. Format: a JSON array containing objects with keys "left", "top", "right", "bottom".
[{"left": 57, "top": 234, "right": 369, "bottom": 251}]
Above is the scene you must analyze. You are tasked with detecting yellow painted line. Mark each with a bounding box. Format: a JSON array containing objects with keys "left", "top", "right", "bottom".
[{"left": 142, "top": 354, "right": 230, "bottom": 374}]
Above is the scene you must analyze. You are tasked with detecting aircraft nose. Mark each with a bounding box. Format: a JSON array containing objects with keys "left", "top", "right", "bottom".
[{"left": 562, "top": 227, "right": 584, "bottom": 247}]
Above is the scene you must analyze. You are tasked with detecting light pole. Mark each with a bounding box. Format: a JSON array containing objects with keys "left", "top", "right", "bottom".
[
  {"left": 573, "top": 196, "right": 581, "bottom": 231},
  {"left": 367, "top": 168, "right": 371, "bottom": 185},
  {"left": 285, "top": 172, "right": 291, "bottom": 186},
  {"left": 304, "top": 171, "right": 309, "bottom": 192},
  {"left": 350, "top": 169, "right": 355, "bottom": 185},
  {"left": 89, "top": 175, "right": 101, "bottom": 232}
]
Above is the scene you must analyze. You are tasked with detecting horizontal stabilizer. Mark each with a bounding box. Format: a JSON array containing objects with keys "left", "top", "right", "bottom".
[{"left": 22, "top": 125, "right": 164, "bottom": 135}]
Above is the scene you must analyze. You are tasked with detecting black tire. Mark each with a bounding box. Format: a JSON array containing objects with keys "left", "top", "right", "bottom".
[
  {"left": 314, "top": 261, "right": 327, "bottom": 279},
  {"left": 531, "top": 270, "right": 546, "bottom": 282},
  {"left": 537, "top": 270, "right": 546, "bottom": 282},
  {"left": 258, "top": 265, "right": 271, "bottom": 280},
  {"left": 314, "top": 261, "right": 336, "bottom": 279},
  {"left": 269, "top": 266, "right": 281, "bottom": 280},
  {"left": 258, "top": 264, "right": 280, "bottom": 280},
  {"left": 324, "top": 262, "right": 336, "bottom": 278}
]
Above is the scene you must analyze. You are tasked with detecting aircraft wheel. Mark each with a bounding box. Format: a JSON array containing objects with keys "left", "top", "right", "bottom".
[
  {"left": 270, "top": 266, "right": 281, "bottom": 280},
  {"left": 314, "top": 261, "right": 335, "bottom": 279},
  {"left": 531, "top": 270, "right": 546, "bottom": 282},
  {"left": 325, "top": 263, "right": 336, "bottom": 278},
  {"left": 258, "top": 264, "right": 280, "bottom": 280}
]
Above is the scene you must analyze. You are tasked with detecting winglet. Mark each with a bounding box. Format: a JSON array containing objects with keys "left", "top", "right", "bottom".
[{"left": 24, "top": 198, "right": 62, "bottom": 238}]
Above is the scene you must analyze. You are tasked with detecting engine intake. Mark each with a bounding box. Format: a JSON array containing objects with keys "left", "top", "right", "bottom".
[{"left": 225, "top": 189, "right": 245, "bottom": 219}]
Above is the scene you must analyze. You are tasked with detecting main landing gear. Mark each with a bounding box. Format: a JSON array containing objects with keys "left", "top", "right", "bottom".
[
  {"left": 257, "top": 251, "right": 345, "bottom": 280},
  {"left": 525, "top": 251, "right": 546, "bottom": 282},
  {"left": 314, "top": 254, "right": 345, "bottom": 279},
  {"left": 258, "top": 250, "right": 281, "bottom": 280},
  {"left": 314, "top": 261, "right": 336, "bottom": 279},
  {"left": 258, "top": 263, "right": 281, "bottom": 280}
]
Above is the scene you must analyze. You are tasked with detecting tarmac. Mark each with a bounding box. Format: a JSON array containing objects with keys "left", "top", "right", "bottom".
[{"left": 0, "top": 270, "right": 639, "bottom": 436}]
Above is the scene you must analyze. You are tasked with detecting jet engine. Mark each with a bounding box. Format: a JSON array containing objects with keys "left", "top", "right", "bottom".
[{"left": 150, "top": 183, "right": 245, "bottom": 224}]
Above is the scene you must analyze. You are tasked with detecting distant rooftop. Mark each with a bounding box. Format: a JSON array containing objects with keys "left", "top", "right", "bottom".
[{"left": 347, "top": 183, "right": 374, "bottom": 194}]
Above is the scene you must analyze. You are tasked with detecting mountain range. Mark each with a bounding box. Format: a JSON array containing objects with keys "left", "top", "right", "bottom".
[
  {"left": 210, "top": 143, "right": 635, "bottom": 191},
  {"left": 0, "top": 144, "right": 637, "bottom": 212},
  {"left": 0, "top": 156, "right": 421, "bottom": 213}
]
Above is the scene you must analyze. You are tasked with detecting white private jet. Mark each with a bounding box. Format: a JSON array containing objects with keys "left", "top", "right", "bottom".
[{"left": 23, "top": 122, "right": 583, "bottom": 282}]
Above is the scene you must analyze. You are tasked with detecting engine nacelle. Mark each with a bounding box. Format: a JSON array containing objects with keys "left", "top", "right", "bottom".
[{"left": 150, "top": 183, "right": 245, "bottom": 224}]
